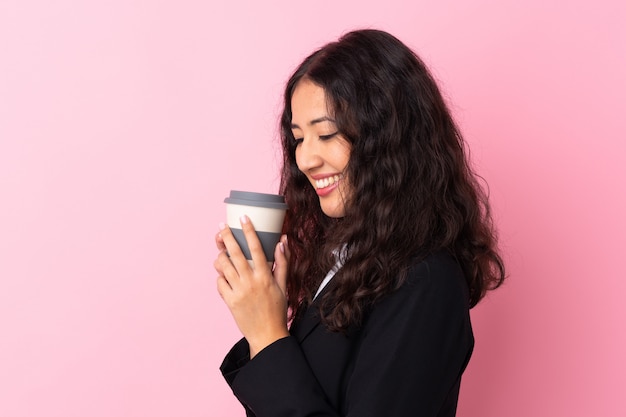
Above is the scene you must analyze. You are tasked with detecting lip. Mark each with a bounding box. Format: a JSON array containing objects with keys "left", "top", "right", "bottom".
[
  {"left": 311, "top": 173, "right": 342, "bottom": 197},
  {"left": 310, "top": 173, "right": 341, "bottom": 180},
  {"left": 315, "top": 180, "right": 339, "bottom": 197}
]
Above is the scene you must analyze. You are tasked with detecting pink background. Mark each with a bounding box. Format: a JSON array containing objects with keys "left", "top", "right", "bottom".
[{"left": 1, "top": 1, "right": 624, "bottom": 416}]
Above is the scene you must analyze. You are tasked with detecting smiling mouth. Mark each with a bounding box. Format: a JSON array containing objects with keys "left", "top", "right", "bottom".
[{"left": 315, "top": 174, "right": 343, "bottom": 190}]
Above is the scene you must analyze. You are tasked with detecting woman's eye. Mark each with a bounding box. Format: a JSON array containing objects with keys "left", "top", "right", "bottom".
[
  {"left": 319, "top": 132, "right": 338, "bottom": 141},
  {"left": 294, "top": 137, "right": 304, "bottom": 144}
]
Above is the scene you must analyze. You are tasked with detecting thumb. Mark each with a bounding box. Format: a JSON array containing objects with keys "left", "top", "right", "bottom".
[{"left": 273, "top": 236, "right": 289, "bottom": 295}]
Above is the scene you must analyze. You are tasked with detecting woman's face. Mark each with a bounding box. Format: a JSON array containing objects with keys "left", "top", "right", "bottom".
[{"left": 291, "top": 79, "right": 351, "bottom": 218}]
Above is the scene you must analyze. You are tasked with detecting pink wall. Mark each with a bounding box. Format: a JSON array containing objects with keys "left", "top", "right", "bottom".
[{"left": 1, "top": 1, "right": 624, "bottom": 416}]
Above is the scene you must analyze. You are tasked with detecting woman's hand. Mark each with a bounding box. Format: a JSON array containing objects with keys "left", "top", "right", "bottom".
[{"left": 214, "top": 215, "right": 290, "bottom": 358}]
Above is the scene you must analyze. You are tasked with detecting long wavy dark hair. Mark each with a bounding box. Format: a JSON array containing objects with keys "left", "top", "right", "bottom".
[{"left": 279, "top": 29, "right": 505, "bottom": 332}]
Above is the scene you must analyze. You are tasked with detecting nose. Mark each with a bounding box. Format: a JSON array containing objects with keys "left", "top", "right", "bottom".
[{"left": 295, "top": 137, "right": 322, "bottom": 173}]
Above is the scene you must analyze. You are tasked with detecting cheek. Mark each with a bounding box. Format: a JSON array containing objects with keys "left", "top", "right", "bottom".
[
  {"left": 335, "top": 140, "right": 351, "bottom": 170},
  {"left": 336, "top": 153, "right": 351, "bottom": 175}
]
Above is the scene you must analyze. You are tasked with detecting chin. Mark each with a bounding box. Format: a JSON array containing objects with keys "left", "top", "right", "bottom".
[{"left": 321, "top": 205, "right": 346, "bottom": 218}]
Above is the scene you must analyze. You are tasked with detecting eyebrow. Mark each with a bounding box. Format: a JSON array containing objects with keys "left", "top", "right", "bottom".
[{"left": 290, "top": 116, "right": 336, "bottom": 129}]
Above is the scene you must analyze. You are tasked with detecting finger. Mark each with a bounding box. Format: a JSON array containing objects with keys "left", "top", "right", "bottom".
[
  {"left": 280, "top": 235, "right": 290, "bottom": 262},
  {"left": 214, "top": 249, "right": 244, "bottom": 292},
  {"left": 218, "top": 222, "right": 250, "bottom": 273},
  {"left": 239, "top": 215, "right": 269, "bottom": 270},
  {"left": 216, "top": 275, "right": 232, "bottom": 301},
  {"left": 214, "top": 249, "right": 231, "bottom": 275},
  {"left": 215, "top": 230, "right": 226, "bottom": 252},
  {"left": 273, "top": 239, "right": 288, "bottom": 296}
]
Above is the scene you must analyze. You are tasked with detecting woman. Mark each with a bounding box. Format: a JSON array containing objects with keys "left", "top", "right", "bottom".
[{"left": 214, "top": 29, "right": 505, "bottom": 417}]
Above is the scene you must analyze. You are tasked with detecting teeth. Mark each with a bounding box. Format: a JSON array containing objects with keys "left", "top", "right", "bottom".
[{"left": 315, "top": 174, "right": 343, "bottom": 189}]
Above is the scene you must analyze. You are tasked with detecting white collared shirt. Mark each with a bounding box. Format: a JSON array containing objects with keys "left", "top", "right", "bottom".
[{"left": 313, "top": 245, "right": 347, "bottom": 300}]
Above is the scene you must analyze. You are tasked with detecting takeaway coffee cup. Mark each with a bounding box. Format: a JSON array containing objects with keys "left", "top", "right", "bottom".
[{"left": 224, "top": 190, "right": 288, "bottom": 264}]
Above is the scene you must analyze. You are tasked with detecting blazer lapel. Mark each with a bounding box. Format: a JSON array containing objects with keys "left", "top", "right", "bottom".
[
  {"left": 289, "top": 277, "right": 338, "bottom": 342},
  {"left": 290, "top": 303, "right": 321, "bottom": 342}
]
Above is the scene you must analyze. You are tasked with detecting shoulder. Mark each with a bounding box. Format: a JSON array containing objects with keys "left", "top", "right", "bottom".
[
  {"left": 403, "top": 250, "right": 469, "bottom": 299},
  {"left": 367, "top": 251, "right": 470, "bottom": 325}
]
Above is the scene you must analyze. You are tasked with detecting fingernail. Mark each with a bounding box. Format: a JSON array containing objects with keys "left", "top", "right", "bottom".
[
  {"left": 240, "top": 215, "right": 249, "bottom": 224},
  {"left": 279, "top": 242, "right": 285, "bottom": 253},
  {"left": 218, "top": 222, "right": 226, "bottom": 230}
]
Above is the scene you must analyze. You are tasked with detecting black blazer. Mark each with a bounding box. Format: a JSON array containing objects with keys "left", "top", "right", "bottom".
[{"left": 220, "top": 251, "right": 474, "bottom": 417}]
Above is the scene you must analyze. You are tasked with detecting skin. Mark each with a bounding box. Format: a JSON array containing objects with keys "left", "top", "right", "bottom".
[
  {"left": 215, "top": 217, "right": 290, "bottom": 359},
  {"left": 291, "top": 79, "right": 351, "bottom": 218},
  {"left": 215, "top": 79, "right": 352, "bottom": 358}
]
